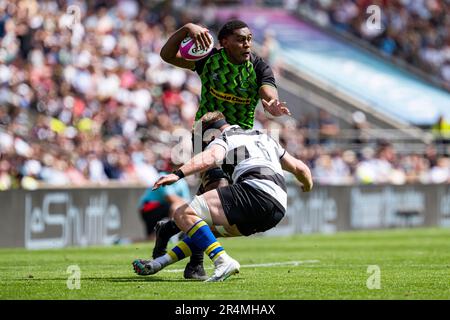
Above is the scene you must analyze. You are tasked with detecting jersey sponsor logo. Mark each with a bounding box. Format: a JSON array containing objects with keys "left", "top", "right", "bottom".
[{"left": 209, "top": 87, "right": 251, "bottom": 105}]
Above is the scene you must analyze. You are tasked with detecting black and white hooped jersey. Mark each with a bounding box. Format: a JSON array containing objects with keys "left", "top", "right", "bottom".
[{"left": 207, "top": 125, "right": 287, "bottom": 210}]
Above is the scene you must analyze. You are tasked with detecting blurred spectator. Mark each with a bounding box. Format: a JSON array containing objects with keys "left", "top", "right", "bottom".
[
  {"left": 431, "top": 114, "right": 450, "bottom": 146},
  {"left": 260, "top": 29, "right": 283, "bottom": 76},
  {"left": 0, "top": 159, "right": 14, "bottom": 190},
  {"left": 297, "top": 0, "right": 450, "bottom": 89},
  {"left": 351, "top": 111, "right": 370, "bottom": 145},
  {"left": 318, "top": 110, "right": 340, "bottom": 145},
  {"left": 429, "top": 157, "right": 450, "bottom": 184},
  {"left": 0, "top": 0, "right": 448, "bottom": 190},
  {"left": 313, "top": 150, "right": 352, "bottom": 185}
]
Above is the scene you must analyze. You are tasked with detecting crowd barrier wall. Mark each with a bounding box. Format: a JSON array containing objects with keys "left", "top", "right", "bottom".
[{"left": 1, "top": 183, "right": 449, "bottom": 248}]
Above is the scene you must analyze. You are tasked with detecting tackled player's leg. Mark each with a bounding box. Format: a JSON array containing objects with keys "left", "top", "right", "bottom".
[
  {"left": 133, "top": 189, "right": 240, "bottom": 282},
  {"left": 151, "top": 167, "right": 230, "bottom": 280}
]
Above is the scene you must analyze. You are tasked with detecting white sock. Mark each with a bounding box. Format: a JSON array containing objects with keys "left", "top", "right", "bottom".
[
  {"left": 154, "top": 254, "right": 175, "bottom": 268},
  {"left": 214, "top": 252, "right": 231, "bottom": 266}
]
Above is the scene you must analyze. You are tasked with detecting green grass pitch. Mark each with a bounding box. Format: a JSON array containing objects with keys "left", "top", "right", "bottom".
[{"left": 1, "top": 227, "right": 449, "bottom": 299}]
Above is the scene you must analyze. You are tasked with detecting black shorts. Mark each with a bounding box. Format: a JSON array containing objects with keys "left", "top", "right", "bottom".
[
  {"left": 217, "top": 182, "right": 285, "bottom": 236},
  {"left": 140, "top": 202, "right": 171, "bottom": 236}
]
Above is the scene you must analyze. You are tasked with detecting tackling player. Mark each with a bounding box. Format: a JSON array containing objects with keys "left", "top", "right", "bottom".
[
  {"left": 137, "top": 172, "right": 190, "bottom": 241},
  {"left": 154, "top": 19, "right": 292, "bottom": 280},
  {"left": 132, "top": 112, "right": 313, "bottom": 282}
]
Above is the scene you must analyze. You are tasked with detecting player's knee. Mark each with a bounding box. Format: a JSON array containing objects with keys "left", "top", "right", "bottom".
[
  {"left": 173, "top": 203, "right": 199, "bottom": 232},
  {"left": 173, "top": 204, "right": 187, "bottom": 225}
]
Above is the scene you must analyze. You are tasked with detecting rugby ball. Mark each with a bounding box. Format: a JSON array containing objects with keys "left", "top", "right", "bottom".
[{"left": 179, "top": 33, "right": 214, "bottom": 61}]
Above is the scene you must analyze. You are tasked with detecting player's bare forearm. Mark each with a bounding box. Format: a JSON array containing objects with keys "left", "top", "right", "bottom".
[
  {"left": 160, "top": 23, "right": 210, "bottom": 70},
  {"left": 259, "top": 84, "right": 279, "bottom": 102},
  {"left": 179, "top": 149, "right": 220, "bottom": 177},
  {"left": 259, "top": 85, "right": 291, "bottom": 117},
  {"left": 293, "top": 162, "right": 313, "bottom": 192},
  {"left": 160, "top": 25, "right": 188, "bottom": 61},
  {"left": 160, "top": 24, "right": 194, "bottom": 69},
  {"left": 153, "top": 146, "right": 226, "bottom": 190},
  {"left": 281, "top": 152, "right": 313, "bottom": 192}
]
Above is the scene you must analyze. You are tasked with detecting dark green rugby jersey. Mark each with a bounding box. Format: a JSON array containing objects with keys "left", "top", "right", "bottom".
[{"left": 193, "top": 48, "right": 276, "bottom": 129}]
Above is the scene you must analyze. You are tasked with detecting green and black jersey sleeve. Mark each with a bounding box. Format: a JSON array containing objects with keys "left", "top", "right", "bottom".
[{"left": 193, "top": 48, "right": 276, "bottom": 129}]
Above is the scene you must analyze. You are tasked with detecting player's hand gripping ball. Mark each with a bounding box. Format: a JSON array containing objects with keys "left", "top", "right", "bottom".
[{"left": 179, "top": 32, "right": 214, "bottom": 61}]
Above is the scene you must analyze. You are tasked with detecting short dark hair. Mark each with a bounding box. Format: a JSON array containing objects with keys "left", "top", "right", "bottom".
[{"left": 218, "top": 20, "right": 249, "bottom": 41}]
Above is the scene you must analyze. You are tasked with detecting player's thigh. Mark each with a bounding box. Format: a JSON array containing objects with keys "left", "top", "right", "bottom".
[
  {"left": 211, "top": 224, "right": 243, "bottom": 237},
  {"left": 201, "top": 189, "right": 231, "bottom": 227}
]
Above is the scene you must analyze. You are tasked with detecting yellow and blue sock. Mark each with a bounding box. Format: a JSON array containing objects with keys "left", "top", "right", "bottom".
[
  {"left": 167, "top": 235, "right": 196, "bottom": 262},
  {"left": 154, "top": 235, "right": 197, "bottom": 267},
  {"left": 187, "top": 219, "right": 225, "bottom": 262}
]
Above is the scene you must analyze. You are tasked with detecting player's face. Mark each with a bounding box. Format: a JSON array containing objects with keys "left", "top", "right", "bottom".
[{"left": 222, "top": 28, "right": 252, "bottom": 64}]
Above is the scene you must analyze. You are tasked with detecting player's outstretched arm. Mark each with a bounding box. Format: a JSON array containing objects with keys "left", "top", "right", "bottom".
[
  {"left": 280, "top": 151, "right": 313, "bottom": 192},
  {"left": 153, "top": 145, "right": 226, "bottom": 190},
  {"left": 259, "top": 85, "right": 291, "bottom": 117},
  {"left": 160, "top": 23, "right": 211, "bottom": 70}
]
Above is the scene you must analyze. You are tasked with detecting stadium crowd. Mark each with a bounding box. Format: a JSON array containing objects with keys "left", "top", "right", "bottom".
[
  {"left": 0, "top": 0, "right": 449, "bottom": 191},
  {"left": 297, "top": 0, "right": 450, "bottom": 89}
]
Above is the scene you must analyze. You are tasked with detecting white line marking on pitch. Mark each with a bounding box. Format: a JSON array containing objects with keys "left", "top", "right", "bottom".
[{"left": 163, "top": 260, "right": 320, "bottom": 273}]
